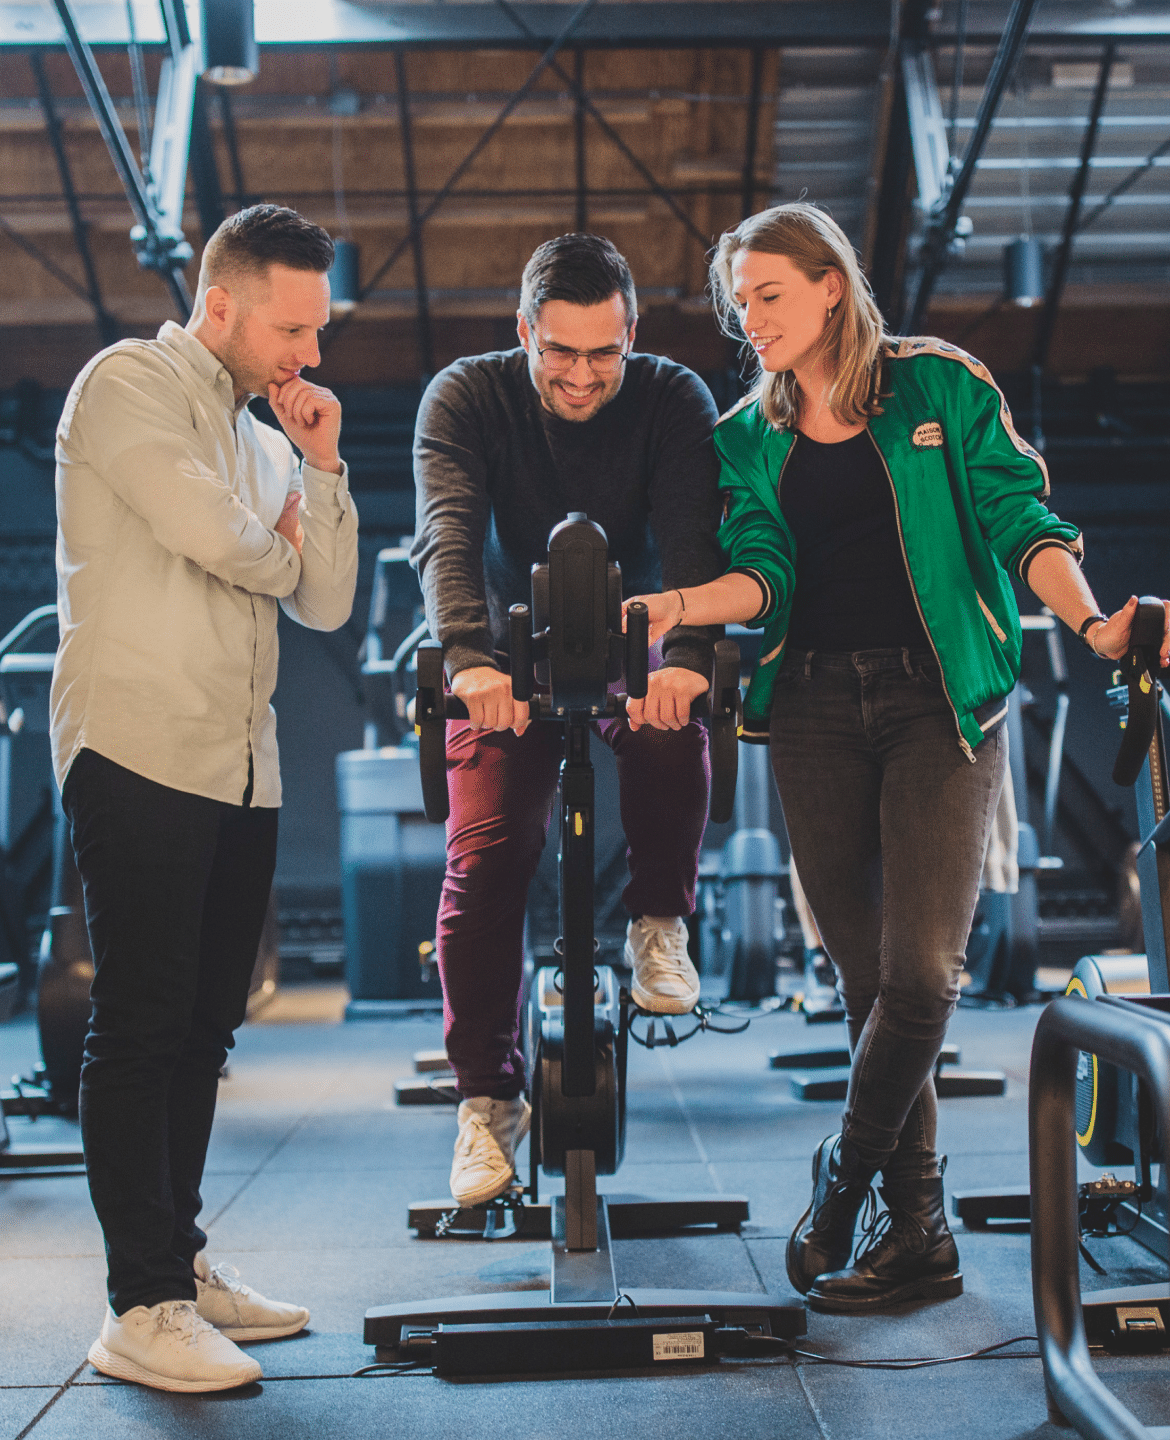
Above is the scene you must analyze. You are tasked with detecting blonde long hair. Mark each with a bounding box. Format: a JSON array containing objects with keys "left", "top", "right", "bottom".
[{"left": 709, "top": 203, "right": 889, "bottom": 430}]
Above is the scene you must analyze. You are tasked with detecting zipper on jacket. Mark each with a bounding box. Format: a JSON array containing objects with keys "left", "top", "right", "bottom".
[
  {"left": 762, "top": 438, "right": 798, "bottom": 664},
  {"left": 865, "top": 430, "right": 975, "bottom": 763}
]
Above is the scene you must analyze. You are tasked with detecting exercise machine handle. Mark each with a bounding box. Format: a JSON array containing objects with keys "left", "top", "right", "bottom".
[
  {"left": 624, "top": 602, "right": 648, "bottom": 700},
  {"left": 414, "top": 640, "right": 451, "bottom": 823},
  {"left": 1112, "top": 596, "right": 1165, "bottom": 788},
  {"left": 509, "top": 604, "right": 534, "bottom": 703}
]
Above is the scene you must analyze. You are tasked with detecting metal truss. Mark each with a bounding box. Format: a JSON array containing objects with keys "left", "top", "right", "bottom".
[
  {"left": 906, "top": 0, "right": 1041, "bottom": 331},
  {"left": 47, "top": 0, "right": 201, "bottom": 316},
  {"left": 28, "top": 48, "right": 119, "bottom": 345},
  {"left": 324, "top": 0, "right": 776, "bottom": 353},
  {"left": 1031, "top": 42, "right": 1116, "bottom": 375}
]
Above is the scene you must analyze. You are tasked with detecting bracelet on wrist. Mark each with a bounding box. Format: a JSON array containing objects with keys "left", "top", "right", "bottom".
[
  {"left": 1077, "top": 613, "right": 1109, "bottom": 653},
  {"left": 675, "top": 589, "right": 686, "bottom": 624}
]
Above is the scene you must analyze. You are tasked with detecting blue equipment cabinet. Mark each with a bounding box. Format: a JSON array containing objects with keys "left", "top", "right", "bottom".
[{"left": 336, "top": 746, "right": 447, "bottom": 1014}]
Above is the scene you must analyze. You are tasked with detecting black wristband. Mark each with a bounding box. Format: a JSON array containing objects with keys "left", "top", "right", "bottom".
[{"left": 1077, "top": 613, "right": 1109, "bottom": 650}]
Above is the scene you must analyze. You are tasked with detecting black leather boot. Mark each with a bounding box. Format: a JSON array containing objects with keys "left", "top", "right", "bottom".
[
  {"left": 806, "top": 1170, "right": 962, "bottom": 1313},
  {"left": 786, "top": 1134, "right": 878, "bottom": 1295}
]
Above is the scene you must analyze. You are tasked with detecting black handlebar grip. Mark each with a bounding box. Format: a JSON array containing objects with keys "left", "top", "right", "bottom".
[
  {"left": 509, "top": 604, "right": 534, "bottom": 703},
  {"left": 707, "top": 638, "right": 741, "bottom": 825},
  {"left": 414, "top": 640, "right": 450, "bottom": 823},
  {"left": 625, "top": 601, "right": 649, "bottom": 700},
  {"left": 1112, "top": 597, "right": 1166, "bottom": 788}
]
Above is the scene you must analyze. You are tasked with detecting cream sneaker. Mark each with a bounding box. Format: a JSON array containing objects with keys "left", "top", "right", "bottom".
[
  {"left": 194, "top": 1252, "right": 310, "bottom": 1341},
  {"left": 450, "top": 1095, "right": 532, "bottom": 1207},
  {"left": 88, "top": 1300, "right": 262, "bottom": 1393},
  {"left": 625, "top": 915, "right": 700, "bottom": 1014}
]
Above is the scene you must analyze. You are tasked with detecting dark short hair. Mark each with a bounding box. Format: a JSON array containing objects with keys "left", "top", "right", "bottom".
[
  {"left": 519, "top": 233, "right": 637, "bottom": 328},
  {"left": 199, "top": 204, "right": 335, "bottom": 294}
]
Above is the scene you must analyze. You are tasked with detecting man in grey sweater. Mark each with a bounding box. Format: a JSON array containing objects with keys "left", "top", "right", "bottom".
[{"left": 411, "top": 234, "right": 724, "bottom": 1207}]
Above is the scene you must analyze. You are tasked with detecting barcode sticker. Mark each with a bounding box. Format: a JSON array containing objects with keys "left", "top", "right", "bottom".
[{"left": 652, "top": 1331, "right": 705, "bottom": 1361}]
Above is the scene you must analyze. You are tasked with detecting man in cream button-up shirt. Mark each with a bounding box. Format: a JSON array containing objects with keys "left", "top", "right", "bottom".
[
  {"left": 53, "top": 318, "right": 354, "bottom": 806},
  {"left": 54, "top": 206, "right": 358, "bottom": 1395}
]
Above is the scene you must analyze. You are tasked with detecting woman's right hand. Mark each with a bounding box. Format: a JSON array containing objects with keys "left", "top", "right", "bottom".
[{"left": 622, "top": 592, "right": 683, "bottom": 646}]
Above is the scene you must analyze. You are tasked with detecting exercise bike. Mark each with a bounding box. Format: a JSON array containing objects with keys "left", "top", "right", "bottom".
[{"left": 363, "top": 514, "right": 806, "bottom": 1374}]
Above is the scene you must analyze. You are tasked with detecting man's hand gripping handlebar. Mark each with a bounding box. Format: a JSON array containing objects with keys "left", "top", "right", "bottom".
[{"left": 413, "top": 599, "right": 741, "bottom": 826}]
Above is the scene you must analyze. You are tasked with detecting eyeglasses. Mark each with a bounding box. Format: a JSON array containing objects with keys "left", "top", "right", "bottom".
[{"left": 535, "top": 343, "right": 630, "bottom": 376}]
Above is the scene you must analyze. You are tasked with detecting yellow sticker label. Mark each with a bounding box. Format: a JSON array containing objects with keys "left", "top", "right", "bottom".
[
  {"left": 1140, "top": 673, "right": 1152, "bottom": 694},
  {"left": 574, "top": 812, "right": 583, "bottom": 837}
]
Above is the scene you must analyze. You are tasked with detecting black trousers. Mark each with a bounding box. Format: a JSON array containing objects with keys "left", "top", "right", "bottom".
[{"left": 62, "top": 748, "right": 278, "bottom": 1315}]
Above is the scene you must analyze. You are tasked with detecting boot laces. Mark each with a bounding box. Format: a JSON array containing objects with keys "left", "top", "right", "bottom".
[
  {"left": 854, "top": 1202, "right": 928, "bottom": 1264},
  {"left": 812, "top": 1178, "right": 877, "bottom": 1236}
]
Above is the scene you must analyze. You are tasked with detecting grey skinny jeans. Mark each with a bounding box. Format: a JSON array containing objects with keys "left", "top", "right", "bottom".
[{"left": 769, "top": 647, "right": 1007, "bottom": 1180}]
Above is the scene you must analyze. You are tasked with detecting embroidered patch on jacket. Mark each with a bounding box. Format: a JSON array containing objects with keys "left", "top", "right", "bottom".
[{"left": 911, "top": 420, "right": 944, "bottom": 449}]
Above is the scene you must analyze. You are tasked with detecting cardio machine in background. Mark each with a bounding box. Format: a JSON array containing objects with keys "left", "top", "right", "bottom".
[
  {"left": 0, "top": 602, "right": 280, "bottom": 1175},
  {"left": 0, "top": 605, "right": 85, "bottom": 1172},
  {"left": 336, "top": 545, "right": 448, "bottom": 1019},
  {"left": 364, "top": 513, "right": 806, "bottom": 1376}
]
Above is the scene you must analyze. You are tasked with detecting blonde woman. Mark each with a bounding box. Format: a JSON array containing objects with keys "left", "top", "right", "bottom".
[{"left": 625, "top": 202, "right": 1170, "bottom": 1314}]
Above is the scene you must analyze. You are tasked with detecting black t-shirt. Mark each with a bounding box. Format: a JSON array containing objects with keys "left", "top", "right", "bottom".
[{"left": 780, "top": 428, "right": 931, "bottom": 653}]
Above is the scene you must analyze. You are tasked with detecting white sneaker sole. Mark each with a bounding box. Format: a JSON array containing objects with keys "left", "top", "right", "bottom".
[
  {"left": 629, "top": 983, "right": 700, "bottom": 1015},
  {"left": 450, "top": 1108, "right": 532, "bottom": 1208},
  {"left": 213, "top": 1311, "right": 309, "bottom": 1342},
  {"left": 88, "top": 1339, "right": 262, "bottom": 1393}
]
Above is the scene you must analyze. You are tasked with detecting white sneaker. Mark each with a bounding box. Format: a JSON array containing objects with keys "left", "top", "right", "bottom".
[
  {"left": 88, "top": 1300, "right": 262, "bottom": 1393},
  {"left": 450, "top": 1095, "right": 532, "bottom": 1207},
  {"left": 625, "top": 916, "right": 700, "bottom": 1014},
  {"left": 194, "top": 1252, "right": 310, "bottom": 1341}
]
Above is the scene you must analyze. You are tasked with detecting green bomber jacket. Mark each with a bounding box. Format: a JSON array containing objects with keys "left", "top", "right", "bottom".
[{"left": 716, "top": 336, "right": 1083, "bottom": 758}]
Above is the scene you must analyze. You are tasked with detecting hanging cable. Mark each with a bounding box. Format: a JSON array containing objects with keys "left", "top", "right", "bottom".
[
  {"left": 947, "top": 0, "right": 969, "bottom": 156},
  {"left": 125, "top": 0, "right": 152, "bottom": 173}
]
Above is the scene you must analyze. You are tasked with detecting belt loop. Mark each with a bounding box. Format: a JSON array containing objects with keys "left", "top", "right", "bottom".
[
  {"left": 902, "top": 647, "right": 913, "bottom": 677},
  {"left": 804, "top": 649, "right": 814, "bottom": 680}
]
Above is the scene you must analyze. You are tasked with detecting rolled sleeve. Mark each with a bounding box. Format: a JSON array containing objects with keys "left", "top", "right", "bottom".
[{"left": 280, "top": 461, "right": 359, "bottom": 631}]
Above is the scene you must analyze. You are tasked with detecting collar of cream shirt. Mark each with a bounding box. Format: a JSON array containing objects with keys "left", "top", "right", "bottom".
[{"left": 159, "top": 321, "right": 252, "bottom": 417}]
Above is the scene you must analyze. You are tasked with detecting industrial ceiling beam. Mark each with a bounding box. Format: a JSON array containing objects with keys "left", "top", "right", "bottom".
[
  {"left": 324, "top": 0, "right": 600, "bottom": 350},
  {"left": 28, "top": 48, "right": 119, "bottom": 345},
  {"left": 6, "top": 2, "right": 1167, "bottom": 50},
  {"left": 48, "top": 0, "right": 195, "bottom": 317},
  {"left": 189, "top": 80, "right": 227, "bottom": 241},
  {"left": 393, "top": 48, "right": 435, "bottom": 380},
  {"left": 492, "top": 0, "right": 712, "bottom": 248},
  {"left": 907, "top": 0, "right": 1040, "bottom": 332},
  {"left": 1031, "top": 42, "right": 1116, "bottom": 374},
  {"left": 740, "top": 45, "right": 765, "bottom": 220},
  {"left": 869, "top": 0, "right": 936, "bottom": 329}
]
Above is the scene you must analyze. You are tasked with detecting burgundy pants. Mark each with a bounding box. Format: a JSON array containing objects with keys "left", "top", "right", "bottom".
[{"left": 437, "top": 712, "right": 710, "bottom": 1098}]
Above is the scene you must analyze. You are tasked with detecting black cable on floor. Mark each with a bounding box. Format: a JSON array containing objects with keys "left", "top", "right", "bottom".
[
  {"left": 733, "top": 1333, "right": 1040, "bottom": 1370},
  {"left": 352, "top": 1361, "right": 430, "bottom": 1377}
]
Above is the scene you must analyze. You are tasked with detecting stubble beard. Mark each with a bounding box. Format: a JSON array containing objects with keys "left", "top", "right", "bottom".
[
  {"left": 537, "top": 373, "right": 621, "bottom": 424},
  {"left": 218, "top": 324, "right": 272, "bottom": 400}
]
